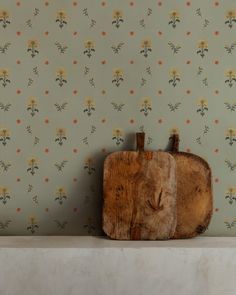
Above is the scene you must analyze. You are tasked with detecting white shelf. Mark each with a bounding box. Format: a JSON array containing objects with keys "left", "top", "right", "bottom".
[
  {"left": 0, "top": 237, "right": 235, "bottom": 295},
  {"left": 0, "top": 235, "right": 234, "bottom": 248}
]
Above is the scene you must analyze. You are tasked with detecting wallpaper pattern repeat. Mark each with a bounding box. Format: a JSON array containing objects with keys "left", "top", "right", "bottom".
[{"left": 0, "top": 0, "right": 236, "bottom": 235}]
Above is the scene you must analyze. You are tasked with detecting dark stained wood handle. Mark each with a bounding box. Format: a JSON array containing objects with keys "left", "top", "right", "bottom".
[
  {"left": 171, "top": 134, "right": 180, "bottom": 152},
  {"left": 136, "top": 132, "right": 145, "bottom": 151}
]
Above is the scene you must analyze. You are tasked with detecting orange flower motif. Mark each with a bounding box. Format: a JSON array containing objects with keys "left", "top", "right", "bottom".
[
  {"left": 113, "top": 128, "right": 123, "bottom": 137},
  {"left": 197, "top": 98, "right": 208, "bottom": 116},
  {"left": 141, "top": 39, "right": 152, "bottom": 49},
  {"left": 55, "top": 188, "right": 67, "bottom": 204},
  {"left": 56, "top": 128, "right": 66, "bottom": 137},
  {"left": 27, "top": 97, "right": 39, "bottom": 116},
  {"left": 113, "top": 10, "right": 123, "bottom": 19},
  {"left": 27, "top": 157, "right": 39, "bottom": 175},
  {"left": 225, "top": 128, "right": 236, "bottom": 145},
  {"left": 225, "top": 10, "right": 236, "bottom": 28},
  {"left": 84, "top": 41, "right": 95, "bottom": 58},
  {"left": 56, "top": 11, "right": 67, "bottom": 28},
  {"left": 225, "top": 70, "right": 236, "bottom": 87},
  {"left": 112, "top": 68, "right": 124, "bottom": 87},
  {"left": 0, "top": 9, "right": 10, "bottom": 28},
  {"left": 169, "top": 69, "right": 180, "bottom": 87},
  {"left": 225, "top": 187, "right": 236, "bottom": 204},
  {"left": 0, "top": 128, "right": 10, "bottom": 146},
  {"left": 197, "top": 40, "right": 208, "bottom": 58},
  {"left": 112, "top": 128, "right": 124, "bottom": 145},
  {"left": 55, "top": 128, "right": 67, "bottom": 146},
  {"left": 0, "top": 186, "right": 10, "bottom": 204},
  {"left": 0, "top": 68, "right": 10, "bottom": 87},
  {"left": 169, "top": 11, "right": 180, "bottom": 28},
  {"left": 140, "top": 97, "right": 152, "bottom": 116},
  {"left": 198, "top": 40, "right": 208, "bottom": 49},
  {"left": 112, "top": 9, "right": 124, "bottom": 28},
  {"left": 28, "top": 39, "right": 39, "bottom": 48},
  {"left": 56, "top": 68, "right": 67, "bottom": 86},
  {"left": 84, "top": 40, "right": 95, "bottom": 49},
  {"left": 27, "top": 40, "right": 39, "bottom": 57},
  {"left": 84, "top": 97, "right": 95, "bottom": 116}
]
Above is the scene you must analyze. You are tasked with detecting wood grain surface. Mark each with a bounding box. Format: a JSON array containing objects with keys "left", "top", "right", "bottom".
[
  {"left": 103, "top": 151, "right": 177, "bottom": 240},
  {"left": 170, "top": 134, "right": 213, "bottom": 238}
]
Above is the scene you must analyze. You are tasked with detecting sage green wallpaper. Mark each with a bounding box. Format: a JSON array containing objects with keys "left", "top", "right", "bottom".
[{"left": 0, "top": 0, "right": 236, "bottom": 235}]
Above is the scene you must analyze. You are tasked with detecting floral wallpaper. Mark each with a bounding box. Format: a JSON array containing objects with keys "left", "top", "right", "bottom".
[{"left": 0, "top": 0, "right": 236, "bottom": 235}]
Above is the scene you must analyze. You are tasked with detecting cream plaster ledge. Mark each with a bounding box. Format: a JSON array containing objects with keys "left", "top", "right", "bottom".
[{"left": 0, "top": 236, "right": 235, "bottom": 295}]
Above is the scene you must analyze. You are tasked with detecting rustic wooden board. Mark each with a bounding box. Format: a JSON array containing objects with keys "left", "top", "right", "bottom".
[
  {"left": 170, "top": 135, "right": 213, "bottom": 238},
  {"left": 103, "top": 150, "right": 177, "bottom": 240}
]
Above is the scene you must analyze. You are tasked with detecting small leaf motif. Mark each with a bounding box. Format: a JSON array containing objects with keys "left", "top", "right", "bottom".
[
  {"left": 203, "top": 125, "right": 209, "bottom": 135},
  {"left": 27, "top": 78, "right": 34, "bottom": 87},
  {"left": 196, "top": 137, "right": 202, "bottom": 145},
  {"left": 34, "top": 136, "right": 40, "bottom": 145},
  {"left": 225, "top": 42, "right": 236, "bottom": 54},
  {"left": 84, "top": 66, "right": 90, "bottom": 75},
  {"left": 139, "top": 19, "right": 145, "bottom": 28},
  {"left": 54, "top": 220, "right": 68, "bottom": 230},
  {"left": 83, "top": 137, "right": 89, "bottom": 145},
  {"left": 111, "top": 102, "right": 125, "bottom": 112},
  {"left": 0, "top": 161, "right": 11, "bottom": 172},
  {"left": 224, "top": 102, "right": 236, "bottom": 112},
  {"left": 26, "top": 125, "right": 32, "bottom": 134},
  {"left": 0, "top": 42, "right": 11, "bottom": 54},
  {"left": 26, "top": 19, "right": 32, "bottom": 28},
  {"left": 89, "top": 78, "right": 95, "bottom": 87},
  {"left": 54, "top": 102, "right": 68, "bottom": 112},
  {"left": 168, "top": 42, "right": 181, "bottom": 54},
  {"left": 90, "top": 125, "right": 96, "bottom": 134},
  {"left": 33, "top": 8, "right": 40, "bottom": 17},
  {"left": 203, "top": 19, "right": 210, "bottom": 28},
  {"left": 27, "top": 184, "right": 33, "bottom": 193},
  {"left": 225, "top": 160, "right": 236, "bottom": 171},
  {"left": 90, "top": 19, "right": 96, "bottom": 28},
  {"left": 83, "top": 8, "right": 89, "bottom": 17},
  {"left": 0, "top": 102, "right": 11, "bottom": 111},
  {"left": 202, "top": 78, "right": 208, "bottom": 86},
  {"left": 111, "top": 42, "right": 125, "bottom": 54},
  {"left": 55, "top": 160, "right": 68, "bottom": 172},
  {"left": 55, "top": 42, "right": 68, "bottom": 54},
  {"left": 33, "top": 67, "right": 39, "bottom": 76},
  {"left": 146, "top": 67, "right": 152, "bottom": 76},
  {"left": 32, "top": 196, "right": 38, "bottom": 204},
  {"left": 168, "top": 102, "right": 181, "bottom": 112},
  {"left": 197, "top": 67, "right": 203, "bottom": 75},
  {"left": 147, "top": 8, "right": 152, "bottom": 16},
  {"left": 0, "top": 220, "right": 11, "bottom": 230},
  {"left": 196, "top": 8, "right": 202, "bottom": 17},
  {"left": 140, "top": 78, "right": 147, "bottom": 87},
  {"left": 225, "top": 218, "right": 236, "bottom": 229}
]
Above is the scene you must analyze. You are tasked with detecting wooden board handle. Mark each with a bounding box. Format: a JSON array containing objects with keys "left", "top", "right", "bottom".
[
  {"left": 171, "top": 134, "right": 180, "bottom": 152},
  {"left": 136, "top": 132, "right": 145, "bottom": 151}
]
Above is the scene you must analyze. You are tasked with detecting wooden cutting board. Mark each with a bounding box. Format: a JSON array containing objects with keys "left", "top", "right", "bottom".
[
  {"left": 170, "top": 134, "right": 213, "bottom": 238},
  {"left": 103, "top": 133, "right": 177, "bottom": 240}
]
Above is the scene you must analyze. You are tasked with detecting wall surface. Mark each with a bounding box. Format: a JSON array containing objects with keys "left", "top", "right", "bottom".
[{"left": 0, "top": 0, "right": 236, "bottom": 235}]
